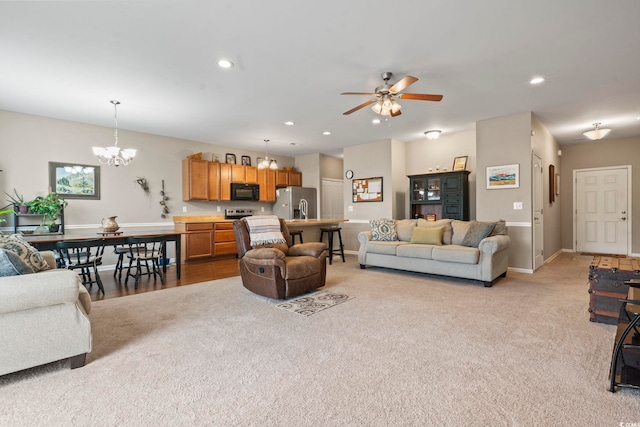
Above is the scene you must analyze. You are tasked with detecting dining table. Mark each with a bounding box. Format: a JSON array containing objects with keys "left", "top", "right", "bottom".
[{"left": 22, "top": 227, "right": 184, "bottom": 278}]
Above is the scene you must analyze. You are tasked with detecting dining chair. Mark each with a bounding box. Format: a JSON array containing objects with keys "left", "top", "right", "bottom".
[
  {"left": 124, "top": 236, "right": 167, "bottom": 288},
  {"left": 56, "top": 239, "right": 106, "bottom": 294}
]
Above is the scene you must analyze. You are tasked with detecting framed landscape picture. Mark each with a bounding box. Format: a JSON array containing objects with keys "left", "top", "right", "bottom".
[
  {"left": 48, "top": 161, "right": 100, "bottom": 199},
  {"left": 452, "top": 156, "right": 468, "bottom": 171},
  {"left": 486, "top": 164, "right": 519, "bottom": 189}
]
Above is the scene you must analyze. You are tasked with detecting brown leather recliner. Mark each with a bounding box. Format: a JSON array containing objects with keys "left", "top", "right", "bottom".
[{"left": 233, "top": 218, "right": 327, "bottom": 299}]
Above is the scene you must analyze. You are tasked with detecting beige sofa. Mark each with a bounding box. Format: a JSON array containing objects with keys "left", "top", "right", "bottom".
[
  {"left": 358, "top": 219, "right": 510, "bottom": 287},
  {"left": 0, "top": 251, "right": 92, "bottom": 376}
]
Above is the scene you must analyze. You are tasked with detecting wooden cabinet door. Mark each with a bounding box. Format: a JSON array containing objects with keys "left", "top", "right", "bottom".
[
  {"left": 289, "top": 171, "right": 302, "bottom": 186},
  {"left": 182, "top": 159, "right": 209, "bottom": 201},
  {"left": 220, "top": 163, "right": 232, "bottom": 200},
  {"left": 231, "top": 164, "right": 245, "bottom": 183},
  {"left": 258, "top": 169, "right": 277, "bottom": 202},
  {"left": 184, "top": 223, "right": 213, "bottom": 260},
  {"left": 276, "top": 169, "right": 289, "bottom": 187},
  {"left": 245, "top": 166, "right": 258, "bottom": 184},
  {"left": 208, "top": 162, "right": 220, "bottom": 201}
]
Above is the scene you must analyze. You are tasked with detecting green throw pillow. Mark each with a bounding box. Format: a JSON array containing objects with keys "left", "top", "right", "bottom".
[
  {"left": 370, "top": 219, "right": 398, "bottom": 241},
  {"left": 461, "top": 221, "right": 496, "bottom": 248},
  {"left": 0, "top": 248, "right": 35, "bottom": 276},
  {"left": 410, "top": 226, "right": 444, "bottom": 245}
]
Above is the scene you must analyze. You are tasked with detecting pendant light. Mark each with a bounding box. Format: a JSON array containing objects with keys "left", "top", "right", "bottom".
[
  {"left": 583, "top": 122, "right": 611, "bottom": 141},
  {"left": 258, "top": 139, "right": 278, "bottom": 170},
  {"left": 92, "top": 100, "right": 137, "bottom": 166}
]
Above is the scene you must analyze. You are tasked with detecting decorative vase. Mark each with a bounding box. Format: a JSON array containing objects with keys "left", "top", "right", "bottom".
[{"left": 100, "top": 216, "right": 119, "bottom": 232}]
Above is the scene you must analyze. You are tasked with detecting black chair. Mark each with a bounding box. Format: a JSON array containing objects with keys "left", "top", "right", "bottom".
[
  {"left": 124, "top": 236, "right": 167, "bottom": 288},
  {"left": 56, "top": 239, "right": 106, "bottom": 294},
  {"left": 319, "top": 227, "right": 345, "bottom": 265},
  {"left": 113, "top": 243, "right": 147, "bottom": 281},
  {"left": 288, "top": 229, "right": 304, "bottom": 244}
]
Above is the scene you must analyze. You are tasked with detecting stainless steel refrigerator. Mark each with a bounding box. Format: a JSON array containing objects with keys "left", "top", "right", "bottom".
[{"left": 273, "top": 187, "right": 317, "bottom": 220}]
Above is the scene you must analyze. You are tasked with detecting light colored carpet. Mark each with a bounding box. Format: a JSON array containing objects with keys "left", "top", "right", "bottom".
[
  {"left": 276, "top": 290, "right": 354, "bottom": 316},
  {"left": 1, "top": 253, "right": 639, "bottom": 426}
]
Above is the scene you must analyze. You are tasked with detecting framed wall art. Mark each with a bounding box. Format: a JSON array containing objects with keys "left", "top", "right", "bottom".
[
  {"left": 452, "top": 156, "right": 468, "bottom": 171},
  {"left": 486, "top": 164, "right": 519, "bottom": 189},
  {"left": 48, "top": 161, "right": 100, "bottom": 200},
  {"left": 225, "top": 153, "right": 236, "bottom": 164},
  {"left": 241, "top": 155, "right": 251, "bottom": 166}
]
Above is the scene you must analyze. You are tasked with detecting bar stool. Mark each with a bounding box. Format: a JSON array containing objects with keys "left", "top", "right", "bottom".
[
  {"left": 289, "top": 229, "right": 304, "bottom": 244},
  {"left": 319, "top": 227, "right": 345, "bottom": 264}
]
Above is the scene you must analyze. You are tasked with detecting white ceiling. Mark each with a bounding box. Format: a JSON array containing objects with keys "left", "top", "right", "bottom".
[{"left": 1, "top": 1, "right": 639, "bottom": 158}]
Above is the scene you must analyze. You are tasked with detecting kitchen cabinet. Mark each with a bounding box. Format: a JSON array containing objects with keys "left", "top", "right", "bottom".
[
  {"left": 182, "top": 223, "right": 213, "bottom": 261},
  {"left": 220, "top": 163, "right": 232, "bottom": 201},
  {"left": 213, "top": 223, "right": 237, "bottom": 257},
  {"left": 289, "top": 171, "right": 302, "bottom": 186},
  {"left": 208, "top": 162, "right": 220, "bottom": 200},
  {"left": 182, "top": 159, "right": 209, "bottom": 201},
  {"left": 276, "top": 169, "right": 302, "bottom": 187},
  {"left": 231, "top": 164, "right": 245, "bottom": 182},
  {"left": 245, "top": 166, "right": 258, "bottom": 184},
  {"left": 258, "top": 168, "right": 277, "bottom": 202}
]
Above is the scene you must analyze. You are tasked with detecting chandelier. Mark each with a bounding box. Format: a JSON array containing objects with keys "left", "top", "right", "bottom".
[
  {"left": 583, "top": 122, "right": 611, "bottom": 141},
  {"left": 257, "top": 139, "right": 278, "bottom": 170},
  {"left": 92, "top": 100, "right": 137, "bottom": 166}
]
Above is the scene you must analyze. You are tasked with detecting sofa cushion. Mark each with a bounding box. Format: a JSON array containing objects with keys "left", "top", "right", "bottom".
[
  {"left": 451, "top": 220, "right": 471, "bottom": 245},
  {"left": 490, "top": 219, "right": 507, "bottom": 236},
  {"left": 461, "top": 221, "right": 496, "bottom": 247},
  {"left": 410, "top": 226, "right": 443, "bottom": 245},
  {"left": 396, "top": 244, "right": 435, "bottom": 259},
  {"left": 367, "top": 241, "right": 408, "bottom": 255},
  {"left": 0, "top": 234, "right": 50, "bottom": 272},
  {"left": 432, "top": 245, "right": 480, "bottom": 264},
  {"left": 394, "top": 219, "right": 416, "bottom": 242},
  {"left": 0, "top": 248, "right": 35, "bottom": 276},
  {"left": 370, "top": 219, "right": 398, "bottom": 241},
  {"left": 416, "top": 219, "right": 453, "bottom": 244}
]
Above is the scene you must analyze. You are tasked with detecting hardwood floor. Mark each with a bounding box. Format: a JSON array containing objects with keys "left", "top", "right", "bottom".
[{"left": 88, "top": 258, "right": 240, "bottom": 302}]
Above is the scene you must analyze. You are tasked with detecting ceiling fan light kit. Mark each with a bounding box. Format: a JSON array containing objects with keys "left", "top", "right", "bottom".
[
  {"left": 583, "top": 122, "right": 611, "bottom": 140},
  {"left": 424, "top": 130, "right": 441, "bottom": 140},
  {"left": 342, "top": 72, "right": 442, "bottom": 117}
]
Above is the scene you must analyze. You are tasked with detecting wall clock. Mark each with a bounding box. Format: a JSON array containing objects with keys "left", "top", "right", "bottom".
[{"left": 345, "top": 170, "right": 354, "bottom": 179}]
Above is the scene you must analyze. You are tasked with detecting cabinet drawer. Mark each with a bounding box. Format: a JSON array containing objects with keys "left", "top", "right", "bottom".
[
  {"left": 214, "top": 222, "right": 234, "bottom": 230},
  {"left": 215, "top": 229, "right": 236, "bottom": 242},
  {"left": 214, "top": 241, "right": 237, "bottom": 256},
  {"left": 186, "top": 223, "right": 213, "bottom": 231}
]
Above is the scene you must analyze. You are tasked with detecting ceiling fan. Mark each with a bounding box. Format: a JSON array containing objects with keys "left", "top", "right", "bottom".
[{"left": 341, "top": 72, "right": 443, "bottom": 117}]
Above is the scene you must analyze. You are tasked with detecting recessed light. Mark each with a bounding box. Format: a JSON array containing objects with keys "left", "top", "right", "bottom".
[
  {"left": 284, "top": 121, "right": 295, "bottom": 126},
  {"left": 372, "top": 119, "right": 381, "bottom": 124},
  {"left": 530, "top": 76, "right": 545, "bottom": 85},
  {"left": 323, "top": 131, "right": 331, "bottom": 135},
  {"left": 217, "top": 59, "right": 234, "bottom": 68}
]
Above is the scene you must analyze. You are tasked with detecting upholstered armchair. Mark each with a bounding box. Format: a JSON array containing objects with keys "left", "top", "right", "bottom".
[{"left": 233, "top": 217, "right": 327, "bottom": 299}]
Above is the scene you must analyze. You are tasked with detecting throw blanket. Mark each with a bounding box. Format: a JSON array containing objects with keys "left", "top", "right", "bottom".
[{"left": 245, "top": 215, "right": 286, "bottom": 246}]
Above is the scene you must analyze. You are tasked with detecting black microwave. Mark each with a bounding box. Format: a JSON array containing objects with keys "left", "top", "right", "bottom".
[{"left": 231, "top": 183, "right": 260, "bottom": 201}]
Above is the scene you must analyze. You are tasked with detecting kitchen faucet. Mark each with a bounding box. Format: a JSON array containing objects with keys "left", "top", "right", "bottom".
[{"left": 299, "top": 199, "right": 308, "bottom": 220}]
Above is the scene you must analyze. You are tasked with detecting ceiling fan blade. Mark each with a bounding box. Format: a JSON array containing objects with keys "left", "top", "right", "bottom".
[
  {"left": 398, "top": 93, "right": 443, "bottom": 101},
  {"left": 343, "top": 100, "right": 376, "bottom": 115},
  {"left": 389, "top": 75, "right": 418, "bottom": 94},
  {"left": 390, "top": 109, "right": 402, "bottom": 117},
  {"left": 341, "top": 92, "right": 378, "bottom": 96}
]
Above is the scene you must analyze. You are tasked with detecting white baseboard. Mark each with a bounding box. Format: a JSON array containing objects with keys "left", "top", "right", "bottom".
[{"left": 508, "top": 267, "right": 534, "bottom": 274}]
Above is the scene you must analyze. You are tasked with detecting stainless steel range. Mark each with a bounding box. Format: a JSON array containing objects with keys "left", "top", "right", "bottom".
[{"left": 224, "top": 209, "right": 255, "bottom": 220}]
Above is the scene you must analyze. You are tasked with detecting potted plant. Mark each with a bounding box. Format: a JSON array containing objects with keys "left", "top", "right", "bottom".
[
  {"left": 28, "top": 192, "right": 68, "bottom": 233},
  {"left": 0, "top": 209, "right": 13, "bottom": 234},
  {"left": 3, "top": 189, "right": 29, "bottom": 213}
]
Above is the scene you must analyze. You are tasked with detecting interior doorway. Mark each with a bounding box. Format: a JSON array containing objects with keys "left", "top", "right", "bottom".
[
  {"left": 321, "top": 178, "right": 344, "bottom": 219},
  {"left": 574, "top": 166, "right": 631, "bottom": 255},
  {"left": 533, "top": 153, "right": 544, "bottom": 270}
]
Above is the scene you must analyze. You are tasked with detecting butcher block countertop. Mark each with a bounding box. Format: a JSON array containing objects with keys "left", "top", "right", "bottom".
[{"left": 173, "top": 216, "right": 348, "bottom": 225}]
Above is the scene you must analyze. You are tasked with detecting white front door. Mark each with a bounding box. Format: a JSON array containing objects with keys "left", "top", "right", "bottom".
[
  {"left": 575, "top": 167, "right": 629, "bottom": 255},
  {"left": 533, "top": 154, "right": 544, "bottom": 269}
]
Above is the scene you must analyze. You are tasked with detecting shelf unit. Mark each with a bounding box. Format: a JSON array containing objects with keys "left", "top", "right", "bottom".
[
  {"left": 408, "top": 170, "right": 470, "bottom": 221},
  {"left": 12, "top": 205, "right": 65, "bottom": 235}
]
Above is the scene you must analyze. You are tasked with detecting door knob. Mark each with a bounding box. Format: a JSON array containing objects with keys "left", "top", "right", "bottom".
[{"left": 620, "top": 217, "right": 627, "bottom": 221}]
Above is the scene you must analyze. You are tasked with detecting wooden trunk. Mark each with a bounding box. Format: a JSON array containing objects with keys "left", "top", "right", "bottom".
[{"left": 588, "top": 256, "right": 640, "bottom": 324}]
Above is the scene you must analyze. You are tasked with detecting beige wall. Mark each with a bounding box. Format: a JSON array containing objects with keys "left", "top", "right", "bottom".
[
  {"left": 559, "top": 136, "right": 640, "bottom": 254},
  {"left": 0, "top": 110, "right": 295, "bottom": 229},
  {"left": 319, "top": 155, "right": 343, "bottom": 180}
]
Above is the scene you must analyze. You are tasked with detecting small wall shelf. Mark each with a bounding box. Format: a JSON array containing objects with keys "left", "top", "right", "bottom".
[{"left": 12, "top": 206, "right": 65, "bottom": 235}]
